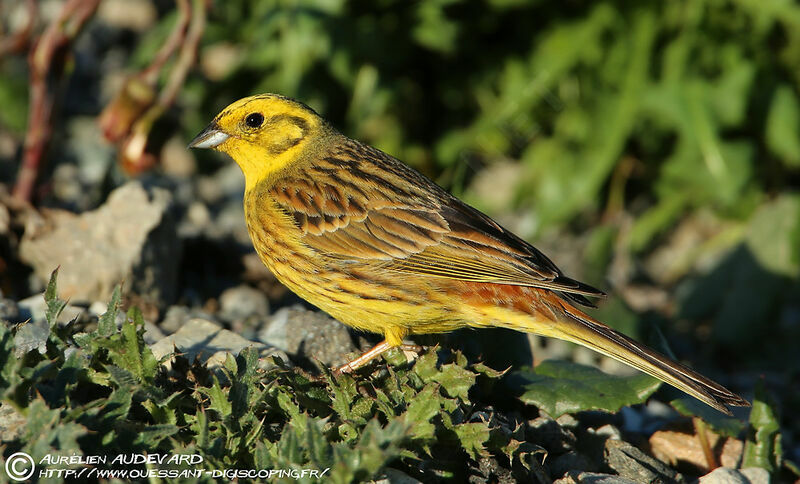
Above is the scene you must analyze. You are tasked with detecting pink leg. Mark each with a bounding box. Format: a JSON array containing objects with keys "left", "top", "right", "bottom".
[{"left": 334, "top": 341, "right": 424, "bottom": 375}]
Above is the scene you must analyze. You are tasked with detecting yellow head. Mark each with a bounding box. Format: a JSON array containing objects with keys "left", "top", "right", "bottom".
[{"left": 188, "top": 94, "right": 329, "bottom": 188}]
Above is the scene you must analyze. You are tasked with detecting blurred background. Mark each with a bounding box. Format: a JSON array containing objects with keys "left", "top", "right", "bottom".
[{"left": 0, "top": 0, "right": 798, "bottom": 467}]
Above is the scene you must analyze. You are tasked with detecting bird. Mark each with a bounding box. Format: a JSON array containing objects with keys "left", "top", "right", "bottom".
[{"left": 188, "top": 93, "right": 749, "bottom": 415}]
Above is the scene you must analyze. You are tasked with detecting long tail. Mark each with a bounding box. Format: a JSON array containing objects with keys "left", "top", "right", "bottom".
[{"left": 536, "top": 299, "right": 750, "bottom": 415}]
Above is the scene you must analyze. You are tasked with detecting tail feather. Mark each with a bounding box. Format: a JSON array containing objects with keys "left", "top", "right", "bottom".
[{"left": 547, "top": 302, "right": 750, "bottom": 415}]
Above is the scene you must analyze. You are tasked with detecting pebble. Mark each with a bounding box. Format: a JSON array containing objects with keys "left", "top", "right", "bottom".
[
  {"left": 697, "top": 467, "right": 768, "bottom": 484},
  {"left": 604, "top": 439, "right": 684, "bottom": 483},
  {"left": 554, "top": 471, "right": 639, "bottom": 484},
  {"left": 17, "top": 293, "right": 85, "bottom": 325},
  {"left": 159, "top": 305, "right": 216, "bottom": 335},
  {"left": 19, "top": 182, "right": 180, "bottom": 308},
  {"left": 258, "top": 306, "right": 356, "bottom": 367},
  {"left": 150, "top": 318, "right": 288, "bottom": 371},
  {"left": 218, "top": 284, "right": 270, "bottom": 323}
]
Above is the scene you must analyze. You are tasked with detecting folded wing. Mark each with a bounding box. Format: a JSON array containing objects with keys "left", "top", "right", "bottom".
[{"left": 268, "top": 140, "right": 605, "bottom": 305}]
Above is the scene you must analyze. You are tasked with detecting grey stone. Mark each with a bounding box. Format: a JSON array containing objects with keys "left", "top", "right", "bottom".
[
  {"left": 554, "top": 471, "right": 639, "bottom": 484},
  {"left": 18, "top": 293, "right": 84, "bottom": 325},
  {"left": 604, "top": 439, "right": 683, "bottom": 484},
  {"left": 159, "top": 305, "right": 215, "bottom": 334},
  {"left": 14, "top": 320, "right": 49, "bottom": 357},
  {"left": 258, "top": 306, "right": 356, "bottom": 367},
  {"left": 218, "top": 285, "right": 270, "bottom": 323},
  {"left": 556, "top": 413, "right": 580, "bottom": 429},
  {"left": 143, "top": 321, "right": 165, "bottom": 345},
  {"left": 197, "top": 163, "right": 245, "bottom": 204},
  {"left": 372, "top": 468, "right": 423, "bottom": 484},
  {"left": 0, "top": 404, "right": 26, "bottom": 442},
  {"left": 739, "top": 468, "right": 769, "bottom": 484},
  {"left": 590, "top": 424, "right": 622, "bottom": 441},
  {"left": 178, "top": 201, "right": 212, "bottom": 238},
  {"left": 212, "top": 201, "right": 249, "bottom": 243},
  {"left": 549, "top": 451, "right": 598, "bottom": 479},
  {"left": 150, "top": 318, "right": 289, "bottom": 370},
  {"left": 696, "top": 467, "right": 749, "bottom": 484},
  {"left": 0, "top": 298, "right": 19, "bottom": 323},
  {"left": 19, "top": 182, "right": 180, "bottom": 308},
  {"left": 696, "top": 467, "right": 769, "bottom": 484},
  {"left": 528, "top": 416, "right": 577, "bottom": 453}
]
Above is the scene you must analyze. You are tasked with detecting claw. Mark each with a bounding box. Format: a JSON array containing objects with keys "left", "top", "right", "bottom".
[{"left": 333, "top": 341, "right": 426, "bottom": 375}]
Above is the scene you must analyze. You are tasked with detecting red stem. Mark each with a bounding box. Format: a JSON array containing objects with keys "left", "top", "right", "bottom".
[
  {"left": 12, "top": 0, "right": 100, "bottom": 202},
  {"left": 140, "top": 0, "right": 191, "bottom": 84}
]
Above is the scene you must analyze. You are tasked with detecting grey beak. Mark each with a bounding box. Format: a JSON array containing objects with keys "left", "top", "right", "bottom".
[{"left": 187, "top": 122, "right": 230, "bottom": 149}]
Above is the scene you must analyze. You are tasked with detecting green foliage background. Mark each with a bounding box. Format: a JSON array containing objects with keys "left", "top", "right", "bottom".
[
  {"left": 176, "top": 0, "right": 800, "bottom": 366},
  {"left": 178, "top": 0, "right": 800, "bottom": 235},
  {"left": 1, "top": 0, "right": 799, "bottom": 481}
]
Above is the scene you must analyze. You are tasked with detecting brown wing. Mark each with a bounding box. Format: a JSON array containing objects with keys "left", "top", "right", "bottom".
[{"left": 270, "top": 138, "right": 604, "bottom": 305}]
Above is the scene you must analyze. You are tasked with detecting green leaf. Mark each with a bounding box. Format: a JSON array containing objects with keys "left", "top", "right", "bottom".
[
  {"left": 0, "top": 324, "right": 17, "bottom": 391},
  {"left": 201, "top": 377, "right": 232, "bottom": 417},
  {"left": 431, "top": 362, "right": 476, "bottom": 402},
  {"left": 134, "top": 424, "right": 180, "bottom": 446},
  {"left": 44, "top": 268, "right": 67, "bottom": 329},
  {"left": 766, "top": 86, "right": 800, "bottom": 167},
  {"left": 669, "top": 397, "right": 746, "bottom": 438},
  {"left": 453, "top": 421, "right": 491, "bottom": 460},
  {"left": 516, "top": 360, "right": 661, "bottom": 418},
  {"left": 412, "top": 350, "right": 440, "bottom": 382},
  {"left": 403, "top": 384, "right": 440, "bottom": 440},
  {"left": 104, "top": 308, "right": 159, "bottom": 383},
  {"left": 98, "top": 285, "right": 122, "bottom": 337},
  {"left": 742, "top": 380, "right": 782, "bottom": 472},
  {"left": 745, "top": 194, "right": 800, "bottom": 278},
  {"left": 0, "top": 75, "right": 28, "bottom": 134}
]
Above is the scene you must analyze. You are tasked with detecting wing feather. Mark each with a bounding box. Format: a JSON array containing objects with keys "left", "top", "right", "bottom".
[{"left": 267, "top": 139, "right": 605, "bottom": 303}]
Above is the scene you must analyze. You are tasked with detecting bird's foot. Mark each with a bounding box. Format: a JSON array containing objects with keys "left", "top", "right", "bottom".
[{"left": 332, "top": 341, "right": 425, "bottom": 376}]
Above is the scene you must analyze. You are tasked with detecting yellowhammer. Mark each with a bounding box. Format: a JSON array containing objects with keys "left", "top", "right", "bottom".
[{"left": 189, "top": 93, "right": 749, "bottom": 415}]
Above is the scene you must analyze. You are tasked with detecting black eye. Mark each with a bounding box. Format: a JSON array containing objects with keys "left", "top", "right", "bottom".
[{"left": 245, "top": 112, "right": 264, "bottom": 128}]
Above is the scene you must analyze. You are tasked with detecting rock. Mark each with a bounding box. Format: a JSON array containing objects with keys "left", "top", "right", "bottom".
[
  {"left": 160, "top": 137, "right": 197, "bottom": 178},
  {"left": 142, "top": 321, "right": 165, "bottom": 345},
  {"left": 149, "top": 318, "right": 288, "bottom": 370},
  {"left": 218, "top": 285, "right": 270, "bottom": 323},
  {"left": 548, "top": 451, "right": 597, "bottom": 480},
  {"left": 554, "top": 471, "right": 639, "bottom": 484},
  {"left": 696, "top": 467, "right": 751, "bottom": 484},
  {"left": 739, "top": 468, "right": 769, "bottom": 484},
  {"left": 196, "top": 163, "right": 244, "bottom": 205},
  {"left": 159, "top": 305, "right": 216, "bottom": 335},
  {"left": 14, "top": 320, "right": 49, "bottom": 357},
  {"left": 649, "top": 429, "right": 743, "bottom": 470},
  {"left": 469, "top": 456, "right": 517, "bottom": 484},
  {"left": 0, "top": 298, "right": 19, "bottom": 323},
  {"left": 179, "top": 201, "right": 212, "bottom": 238},
  {"left": 0, "top": 404, "right": 26, "bottom": 442},
  {"left": 372, "top": 468, "right": 423, "bottom": 484},
  {"left": 555, "top": 413, "right": 580, "bottom": 429},
  {"left": 591, "top": 424, "right": 622, "bottom": 441},
  {"left": 258, "top": 306, "right": 357, "bottom": 367},
  {"left": 18, "top": 293, "right": 84, "bottom": 325},
  {"left": 213, "top": 201, "right": 249, "bottom": 244},
  {"left": 19, "top": 182, "right": 180, "bottom": 308},
  {"left": 604, "top": 439, "right": 684, "bottom": 483},
  {"left": 528, "top": 416, "right": 577, "bottom": 453}
]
